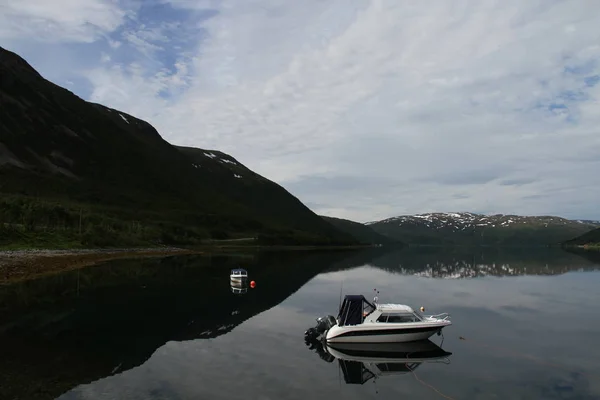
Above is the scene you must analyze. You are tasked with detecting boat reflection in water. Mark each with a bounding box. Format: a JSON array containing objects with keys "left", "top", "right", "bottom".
[
  {"left": 230, "top": 280, "right": 248, "bottom": 295},
  {"left": 305, "top": 337, "right": 452, "bottom": 385}
]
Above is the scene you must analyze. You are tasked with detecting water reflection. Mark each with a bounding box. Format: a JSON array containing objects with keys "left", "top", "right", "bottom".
[
  {"left": 357, "top": 246, "right": 600, "bottom": 278},
  {"left": 305, "top": 337, "right": 453, "bottom": 385},
  {"left": 0, "top": 249, "right": 384, "bottom": 400},
  {"left": 0, "top": 247, "right": 599, "bottom": 400}
]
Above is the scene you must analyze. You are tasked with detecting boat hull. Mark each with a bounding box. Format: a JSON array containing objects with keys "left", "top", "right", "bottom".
[
  {"left": 326, "top": 324, "right": 448, "bottom": 343},
  {"left": 325, "top": 340, "right": 452, "bottom": 362}
]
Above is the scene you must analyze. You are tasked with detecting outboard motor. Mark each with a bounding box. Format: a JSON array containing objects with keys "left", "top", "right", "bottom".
[{"left": 304, "top": 315, "right": 336, "bottom": 342}]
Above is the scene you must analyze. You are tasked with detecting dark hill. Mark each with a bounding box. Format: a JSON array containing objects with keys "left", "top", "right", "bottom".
[
  {"left": 563, "top": 227, "right": 600, "bottom": 248},
  {"left": 0, "top": 46, "right": 355, "bottom": 247},
  {"left": 320, "top": 215, "right": 399, "bottom": 245}
]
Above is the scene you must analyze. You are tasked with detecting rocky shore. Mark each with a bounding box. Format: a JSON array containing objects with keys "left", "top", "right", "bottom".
[{"left": 0, "top": 247, "right": 203, "bottom": 284}]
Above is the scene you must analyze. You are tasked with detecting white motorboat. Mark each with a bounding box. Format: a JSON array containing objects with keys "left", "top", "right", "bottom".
[
  {"left": 230, "top": 268, "right": 248, "bottom": 283},
  {"left": 319, "top": 295, "right": 451, "bottom": 343}
]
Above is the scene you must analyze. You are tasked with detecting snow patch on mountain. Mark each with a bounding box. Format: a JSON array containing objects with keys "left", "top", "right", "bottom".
[{"left": 365, "top": 212, "right": 600, "bottom": 231}]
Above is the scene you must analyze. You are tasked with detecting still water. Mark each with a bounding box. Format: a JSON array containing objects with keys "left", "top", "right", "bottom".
[{"left": 1, "top": 247, "right": 599, "bottom": 399}]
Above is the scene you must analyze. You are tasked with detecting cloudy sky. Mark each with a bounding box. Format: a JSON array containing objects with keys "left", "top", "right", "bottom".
[{"left": 1, "top": 0, "right": 599, "bottom": 222}]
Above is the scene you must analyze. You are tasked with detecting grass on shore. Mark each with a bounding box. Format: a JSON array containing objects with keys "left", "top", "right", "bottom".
[
  {"left": 562, "top": 243, "right": 600, "bottom": 251},
  {"left": 0, "top": 245, "right": 370, "bottom": 285}
]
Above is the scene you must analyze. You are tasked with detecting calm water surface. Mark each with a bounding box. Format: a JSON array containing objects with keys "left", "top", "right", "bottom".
[{"left": 1, "top": 248, "right": 599, "bottom": 399}]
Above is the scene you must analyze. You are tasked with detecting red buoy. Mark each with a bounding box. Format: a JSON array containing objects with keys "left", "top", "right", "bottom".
[{"left": 250, "top": 280, "right": 256, "bottom": 288}]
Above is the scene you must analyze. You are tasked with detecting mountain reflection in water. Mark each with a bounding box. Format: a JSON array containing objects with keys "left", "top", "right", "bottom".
[
  {"left": 0, "top": 246, "right": 598, "bottom": 399},
  {"left": 0, "top": 249, "right": 385, "bottom": 400}
]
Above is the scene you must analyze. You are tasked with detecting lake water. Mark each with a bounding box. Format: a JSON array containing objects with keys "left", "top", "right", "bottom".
[{"left": 1, "top": 247, "right": 599, "bottom": 400}]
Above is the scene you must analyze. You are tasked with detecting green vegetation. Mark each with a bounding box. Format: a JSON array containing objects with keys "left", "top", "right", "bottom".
[
  {"left": 0, "top": 46, "right": 358, "bottom": 249},
  {"left": 562, "top": 227, "right": 600, "bottom": 249}
]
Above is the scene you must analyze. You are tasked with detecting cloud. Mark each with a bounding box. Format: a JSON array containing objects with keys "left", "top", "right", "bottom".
[
  {"left": 0, "top": 0, "right": 128, "bottom": 43},
  {"left": 499, "top": 178, "right": 536, "bottom": 187},
  {"left": 3, "top": 0, "right": 600, "bottom": 222}
]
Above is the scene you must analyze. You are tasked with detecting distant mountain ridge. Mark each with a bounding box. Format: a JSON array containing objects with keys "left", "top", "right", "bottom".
[
  {"left": 563, "top": 227, "right": 600, "bottom": 248},
  {"left": 320, "top": 215, "right": 400, "bottom": 245},
  {"left": 0, "top": 45, "right": 356, "bottom": 247},
  {"left": 366, "top": 212, "right": 600, "bottom": 246}
]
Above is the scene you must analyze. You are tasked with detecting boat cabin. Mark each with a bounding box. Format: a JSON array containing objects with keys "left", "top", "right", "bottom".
[
  {"left": 337, "top": 295, "right": 424, "bottom": 326},
  {"left": 230, "top": 268, "right": 248, "bottom": 278}
]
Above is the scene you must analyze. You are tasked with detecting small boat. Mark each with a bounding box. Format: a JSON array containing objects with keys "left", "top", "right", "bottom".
[
  {"left": 308, "top": 294, "right": 451, "bottom": 343},
  {"left": 230, "top": 268, "right": 248, "bottom": 283},
  {"left": 230, "top": 278, "right": 248, "bottom": 294}
]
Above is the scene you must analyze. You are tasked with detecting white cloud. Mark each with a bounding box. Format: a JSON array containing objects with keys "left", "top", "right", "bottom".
[
  {"left": 3, "top": 0, "right": 600, "bottom": 222},
  {"left": 0, "top": 0, "right": 128, "bottom": 43}
]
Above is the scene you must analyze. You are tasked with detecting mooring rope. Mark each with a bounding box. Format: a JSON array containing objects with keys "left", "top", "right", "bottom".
[{"left": 409, "top": 366, "right": 456, "bottom": 400}]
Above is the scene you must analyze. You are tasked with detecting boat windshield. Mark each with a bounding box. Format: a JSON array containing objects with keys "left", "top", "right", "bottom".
[
  {"left": 231, "top": 269, "right": 247, "bottom": 275},
  {"left": 338, "top": 295, "right": 376, "bottom": 326}
]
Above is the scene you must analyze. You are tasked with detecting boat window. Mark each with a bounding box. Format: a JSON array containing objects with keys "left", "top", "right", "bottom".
[
  {"left": 388, "top": 314, "right": 419, "bottom": 323},
  {"left": 377, "top": 313, "right": 420, "bottom": 323}
]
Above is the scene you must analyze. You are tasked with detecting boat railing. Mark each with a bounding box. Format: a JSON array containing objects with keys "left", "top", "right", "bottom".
[
  {"left": 427, "top": 357, "right": 452, "bottom": 365},
  {"left": 426, "top": 312, "right": 450, "bottom": 321}
]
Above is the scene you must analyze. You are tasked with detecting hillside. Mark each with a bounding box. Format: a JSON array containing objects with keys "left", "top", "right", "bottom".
[
  {"left": 366, "top": 212, "right": 600, "bottom": 246},
  {"left": 320, "top": 215, "right": 398, "bottom": 245},
  {"left": 0, "top": 46, "right": 356, "bottom": 248},
  {"left": 563, "top": 227, "right": 600, "bottom": 248}
]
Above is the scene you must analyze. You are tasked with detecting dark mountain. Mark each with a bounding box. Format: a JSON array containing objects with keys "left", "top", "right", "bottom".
[
  {"left": 0, "top": 46, "right": 355, "bottom": 247},
  {"left": 563, "top": 227, "right": 600, "bottom": 248},
  {"left": 320, "top": 215, "right": 399, "bottom": 245},
  {"left": 366, "top": 212, "right": 600, "bottom": 246}
]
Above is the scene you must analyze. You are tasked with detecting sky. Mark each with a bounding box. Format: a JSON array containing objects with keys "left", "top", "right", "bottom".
[{"left": 1, "top": 0, "right": 599, "bottom": 223}]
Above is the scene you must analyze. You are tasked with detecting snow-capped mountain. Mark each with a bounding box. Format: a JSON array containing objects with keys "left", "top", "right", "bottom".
[{"left": 366, "top": 212, "right": 600, "bottom": 246}]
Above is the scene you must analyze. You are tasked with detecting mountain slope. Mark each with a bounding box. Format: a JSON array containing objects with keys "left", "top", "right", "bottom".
[
  {"left": 0, "top": 46, "right": 355, "bottom": 247},
  {"left": 367, "top": 212, "right": 600, "bottom": 246},
  {"left": 563, "top": 227, "right": 600, "bottom": 248},
  {"left": 320, "top": 215, "right": 399, "bottom": 245}
]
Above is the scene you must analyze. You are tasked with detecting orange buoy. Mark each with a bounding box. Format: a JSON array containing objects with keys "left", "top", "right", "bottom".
[{"left": 250, "top": 280, "right": 256, "bottom": 288}]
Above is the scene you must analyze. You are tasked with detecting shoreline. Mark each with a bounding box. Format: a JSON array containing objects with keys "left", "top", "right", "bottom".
[
  {"left": 0, "top": 244, "right": 373, "bottom": 285},
  {"left": 0, "top": 247, "right": 204, "bottom": 284}
]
